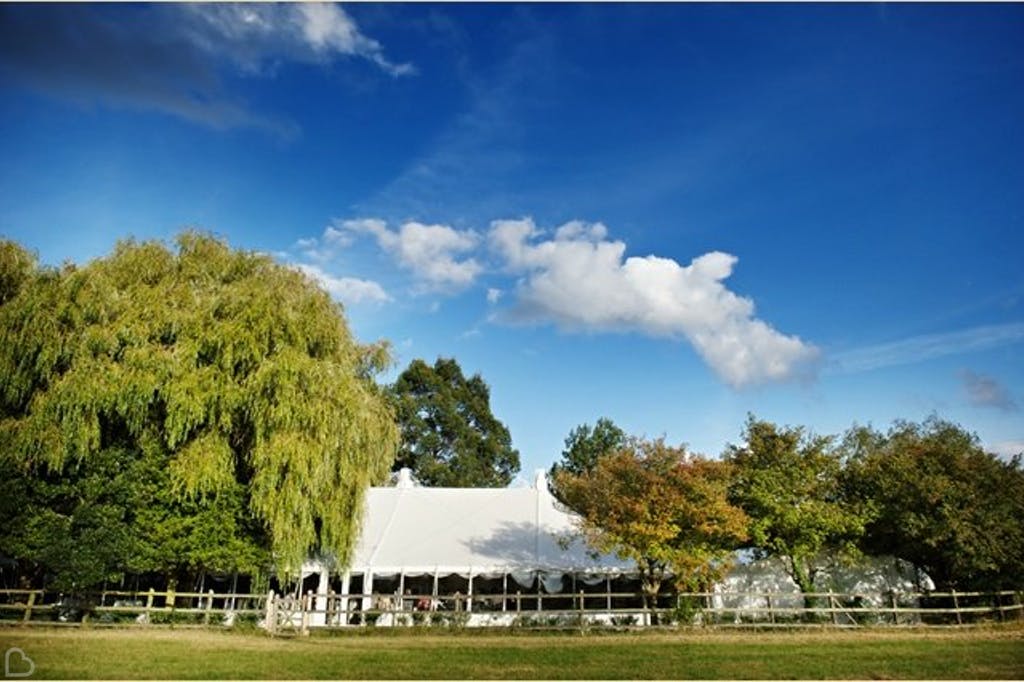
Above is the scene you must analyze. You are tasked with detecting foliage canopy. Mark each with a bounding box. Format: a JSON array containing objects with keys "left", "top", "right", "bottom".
[
  {"left": 725, "top": 416, "right": 870, "bottom": 600},
  {"left": 0, "top": 233, "right": 398, "bottom": 583},
  {"left": 842, "top": 417, "right": 1024, "bottom": 591},
  {"left": 549, "top": 417, "right": 625, "bottom": 501},
  {"left": 390, "top": 357, "right": 519, "bottom": 487},
  {"left": 556, "top": 437, "right": 748, "bottom": 616}
]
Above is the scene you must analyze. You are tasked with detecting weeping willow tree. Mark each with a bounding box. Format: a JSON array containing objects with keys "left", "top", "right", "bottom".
[{"left": 0, "top": 233, "right": 398, "bottom": 586}]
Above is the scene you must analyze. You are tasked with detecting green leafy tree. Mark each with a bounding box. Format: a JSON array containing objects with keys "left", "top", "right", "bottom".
[
  {"left": 0, "top": 234, "right": 398, "bottom": 588},
  {"left": 0, "top": 447, "right": 135, "bottom": 591},
  {"left": 556, "top": 438, "right": 748, "bottom": 622},
  {"left": 549, "top": 417, "right": 625, "bottom": 501},
  {"left": 0, "top": 441, "right": 266, "bottom": 591},
  {"left": 390, "top": 358, "right": 519, "bottom": 487},
  {"left": 842, "top": 417, "right": 1024, "bottom": 591},
  {"left": 725, "top": 417, "right": 869, "bottom": 606}
]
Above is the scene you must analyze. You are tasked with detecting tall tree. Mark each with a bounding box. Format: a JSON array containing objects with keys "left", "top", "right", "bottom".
[
  {"left": 842, "top": 417, "right": 1024, "bottom": 591},
  {"left": 549, "top": 417, "right": 625, "bottom": 501},
  {"left": 556, "top": 438, "right": 748, "bottom": 622},
  {"left": 0, "top": 233, "right": 398, "bottom": 587},
  {"left": 390, "top": 358, "right": 519, "bottom": 487},
  {"left": 725, "top": 417, "right": 869, "bottom": 606}
]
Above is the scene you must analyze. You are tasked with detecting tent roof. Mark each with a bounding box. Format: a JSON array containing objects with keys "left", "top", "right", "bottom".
[{"left": 345, "top": 470, "right": 633, "bottom": 575}]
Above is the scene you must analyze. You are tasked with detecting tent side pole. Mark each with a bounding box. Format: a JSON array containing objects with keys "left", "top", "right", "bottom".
[
  {"left": 313, "top": 565, "right": 329, "bottom": 627},
  {"left": 398, "top": 572, "right": 405, "bottom": 610},
  {"left": 362, "top": 571, "right": 374, "bottom": 621},
  {"left": 340, "top": 571, "right": 351, "bottom": 627}
]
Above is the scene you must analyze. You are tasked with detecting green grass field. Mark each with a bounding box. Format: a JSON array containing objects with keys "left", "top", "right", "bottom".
[{"left": 2, "top": 626, "right": 1023, "bottom": 679}]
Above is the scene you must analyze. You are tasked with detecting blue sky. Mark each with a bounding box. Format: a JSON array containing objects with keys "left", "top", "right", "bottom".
[{"left": 2, "top": 3, "right": 1022, "bottom": 477}]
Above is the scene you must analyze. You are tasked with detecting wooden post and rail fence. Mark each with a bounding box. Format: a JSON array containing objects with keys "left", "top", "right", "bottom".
[{"left": 1, "top": 587, "right": 1020, "bottom": 631}]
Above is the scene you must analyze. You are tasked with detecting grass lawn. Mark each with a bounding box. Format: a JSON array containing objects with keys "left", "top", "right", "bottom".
[{"left": 2, "top": 625, "right": 1022, "bottom": 679}]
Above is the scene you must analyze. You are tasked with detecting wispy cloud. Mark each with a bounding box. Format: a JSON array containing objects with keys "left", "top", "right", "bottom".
[
  {"left": 353, "top": 23, "right": 557, "bottom": 221},
  {"left": 0, "top": 3, "right": 411, "bottom": 138},
  {"left": 983, "top": 438, "right": 1024, "bottom": 458},
  {"left": 828, "top": 323, "right": 1024, "bottom": 375},
  {"left": 960, "top": 370, "right": 1018, "bottom": 412},
  {"left": 488, "top": 218, "right": 819, "bottom": 388},
  {"left": 987, "top": 440, "right": 1024, "bottom": 460},
  {"left": 182, "top": 3, "right": 414, "bottom": 78},
  {"left": 291, "top": 225, "right": 353, "bottom": 264}
]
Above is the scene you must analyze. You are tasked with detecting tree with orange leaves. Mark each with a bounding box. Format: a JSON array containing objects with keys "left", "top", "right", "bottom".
[{"left": 555, "top": 437, "right": 748, "bottom": 623}]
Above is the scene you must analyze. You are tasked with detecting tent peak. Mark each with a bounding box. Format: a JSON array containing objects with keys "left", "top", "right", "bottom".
[
  {"left": 532, "top": 468, "right": 549, "bottom": 493},
  {"left": 395, "top": 467, "right": 416, "bottom": 489}
]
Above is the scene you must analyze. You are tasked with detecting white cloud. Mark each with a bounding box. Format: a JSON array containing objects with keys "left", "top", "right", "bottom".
[
  {"left": 297, "top": 3, "right": 415, "bottom": 77},
  {"left": 487, "top": 288, "right": 503, "bottom": 304},
  {"left": 960, "top": 370, "right": 1018, "bottom": 412},
  {"left": 554, "top": 220, "right": 608, "bottom": 242},
  {"left": 338, "top": 218, "right": 483, "bottom": 290},
  {"left": 488, "top": 218, "right": 818, "bottom": 388},
  {"left": 294, "top": 263, "right": 391, "bottom": 305},
  {"left": 183, "top": 3, "right": 413, "bottom": 77}
]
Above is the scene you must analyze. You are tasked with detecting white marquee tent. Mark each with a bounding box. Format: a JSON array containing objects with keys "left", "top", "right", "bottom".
[
  {"left": 301, "top": 469, "right": 634, "bottom": 623},
  {"left": 351, "top": 468, "right": 628, "bottom": 575}
]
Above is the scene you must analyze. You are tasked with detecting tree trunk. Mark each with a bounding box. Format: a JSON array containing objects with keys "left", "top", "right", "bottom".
[
  {"left": 642, "top": 581, "right": 661, "bottom": 626},
  {"left": 639, "top": 561, "right": 664, "bottom": 626},
  {"left": 785, "top": 556, "right": 818, "bottom": 618}
]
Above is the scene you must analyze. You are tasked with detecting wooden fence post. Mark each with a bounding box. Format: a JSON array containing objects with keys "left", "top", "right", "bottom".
[
  {"left": 23, "top": 591, "right": 35, "bottom": 622},
  {"left": 516, "top": 590, "right": 521, "bottom": 616},
  {"left": 890, "top": 590, "right": 899, "bottom": 626},
  {"left": 204, "top": 589, "right": 215, "bottom": 625},
  {"left": 578, "top": 590, "right": 585, "bottom": 631},
  {"left": 145, "top": 588, "right": 155, "bottom": 624},
  {"left": 766, "top": 594, "right": 775, "bottom": 625},
  {"left": 829, "top": 591, "right": 838, "bottom": 626},
  {"left": 266, "top": 589, "right": 276, "bottom": 635},
  {"left": 300, "top": 590, "right": 311, "bottom": 636}
]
